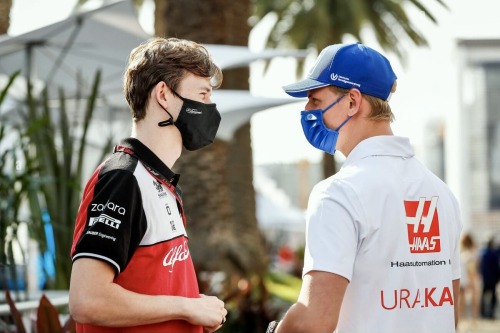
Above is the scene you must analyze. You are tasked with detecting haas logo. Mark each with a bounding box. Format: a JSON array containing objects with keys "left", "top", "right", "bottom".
[{"left": 404, "top": 197, "right": 441, "bottom": 253}]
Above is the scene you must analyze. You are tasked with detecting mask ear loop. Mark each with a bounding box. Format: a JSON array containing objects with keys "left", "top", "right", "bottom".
[
  {"left": 335, "top": 115, "right": 352, "bottom": 131},
  {"left": 158, "top": 107, "right": 174, "bottom": 127},
  {"left": 321, "top": 94, "right": 346, "bottom": 114},
  {"left": 157, "top": 84, "right": 182, "bottom": 127},
  {"left": 335, "top": 94, "right": 356, "bottom": 131},
  {"left": 319, "top": 94, "right": 351, "bottom": 131}
]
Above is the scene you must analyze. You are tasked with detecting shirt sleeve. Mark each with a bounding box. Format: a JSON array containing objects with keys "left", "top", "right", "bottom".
[
  {"left": 72, "top": 169, "right": 147, "bottom": 275},
  {"left": 302, "top": 180, "right": 361, "bottom": 281}
]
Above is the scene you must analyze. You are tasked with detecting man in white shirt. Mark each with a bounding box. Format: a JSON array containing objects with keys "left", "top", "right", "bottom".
[{"left": 266, "top": 43, "right": 462, "bottom": 333}]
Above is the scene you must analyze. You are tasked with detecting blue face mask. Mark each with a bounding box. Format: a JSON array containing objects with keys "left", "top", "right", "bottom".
[{"left": 300, "top": 94, "right": 351, "bottom": 155}]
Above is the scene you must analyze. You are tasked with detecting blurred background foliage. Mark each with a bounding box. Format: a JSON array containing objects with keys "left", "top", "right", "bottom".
[
  {"left": 0, "top": 0, "right": 446, "bottom": 331},
  {"left": 0, "top": 69, "right": 112, "bottom": 294}
]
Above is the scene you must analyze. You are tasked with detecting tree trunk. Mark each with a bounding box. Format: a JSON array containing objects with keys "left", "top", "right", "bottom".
[
  {"left": 0, "top": 0, "right": 12, "bottom": 35},
  {"left": 155, "top": 0, "right": 268, "bottom": 284},
  {"left": 322, "top": 152, "right": 336, "bottom": 178}
]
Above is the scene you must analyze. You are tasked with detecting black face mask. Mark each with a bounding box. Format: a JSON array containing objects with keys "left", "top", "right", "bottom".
[{"left": 158, "top": 92, "right": 221, "bottom": 151}]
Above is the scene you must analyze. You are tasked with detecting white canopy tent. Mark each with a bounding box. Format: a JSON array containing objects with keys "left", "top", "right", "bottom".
[
  {"left": 0, "top": 0, "right": 309, "bottom": 277},
  {"left": 0, "top": 0, "right": 308, "bottom": 139}
]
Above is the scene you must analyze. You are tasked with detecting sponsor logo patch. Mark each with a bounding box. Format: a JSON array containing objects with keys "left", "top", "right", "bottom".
[
  {"left": 404, "top": 197, "right": 441, "bottom": 253},
  {"left": 89, "top": 213, "right": 122, "bottom": 229},
  {"left": 163, "top": 241, "right": 190, "bottom": 272},
  {"left": 330, "top": 73, "right": 361, "bottom": 88},
  {"left": 186, "top": 108, "right": 202, "bottom": 115},
  {"left": 85, "top": 230, "right": 117, "bottom": 242},
  {"left": 153, "top": 180, "right": 168, "bottom": 198},
  {"left": 90, "top": 201, "right": 126, "bottom": 215},
  {"left": 170, "top": 220, "right": 177, "bottom": 232},
  {"left": 380, "top": 286, "right": 454, "bottom": 310}
]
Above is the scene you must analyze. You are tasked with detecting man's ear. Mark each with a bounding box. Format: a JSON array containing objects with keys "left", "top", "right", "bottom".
[
  {"left": 154, "top": 81, "right": 168, "bottom": 104},
  {"left": 347, "top": 89, "right": 362, "bottom": 116}
]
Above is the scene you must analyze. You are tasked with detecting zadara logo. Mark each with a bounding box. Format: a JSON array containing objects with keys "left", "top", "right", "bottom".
[{"left": 404, "top": 197, "right": 441, "bottom": 253}]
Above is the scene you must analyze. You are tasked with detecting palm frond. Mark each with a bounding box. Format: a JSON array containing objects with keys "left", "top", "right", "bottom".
[{"left": 252, "top": 0, "right": 447, "bottom": 61}]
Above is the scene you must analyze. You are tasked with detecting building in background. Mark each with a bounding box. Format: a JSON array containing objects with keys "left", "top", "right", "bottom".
[{"left": 455, "top": 39, "right": 500, "bottom": 243}]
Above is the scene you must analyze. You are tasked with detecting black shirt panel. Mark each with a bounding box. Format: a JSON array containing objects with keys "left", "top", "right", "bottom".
[
  {"left": 118, "top": 138, "right": 182, "bottom": 197},
  {"left": 73, "top": 155, "right": 147, "bottom": 274}
]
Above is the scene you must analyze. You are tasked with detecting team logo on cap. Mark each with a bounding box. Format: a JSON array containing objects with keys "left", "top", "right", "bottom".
[{"left": 330, "top": 73, "right": 339, "bottom": 81}]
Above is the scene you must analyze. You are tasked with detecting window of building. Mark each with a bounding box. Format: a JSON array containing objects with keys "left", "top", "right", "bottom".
[{"left": 485, "top": 63, "right": 500, "bottom": 208}]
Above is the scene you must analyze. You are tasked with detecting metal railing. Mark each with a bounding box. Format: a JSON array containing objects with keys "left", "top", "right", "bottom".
[{"left": 0, "top": 292, "right": 69, "bottom": 315}]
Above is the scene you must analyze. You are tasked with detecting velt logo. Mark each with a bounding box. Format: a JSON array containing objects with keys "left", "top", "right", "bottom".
[{"left": 404, "top": 197, "right": 441, "bottom": 253}]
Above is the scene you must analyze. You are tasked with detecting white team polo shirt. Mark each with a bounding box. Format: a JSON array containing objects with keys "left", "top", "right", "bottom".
[{"left": 303, "top": 136, "right": 462, "bottom": 333}]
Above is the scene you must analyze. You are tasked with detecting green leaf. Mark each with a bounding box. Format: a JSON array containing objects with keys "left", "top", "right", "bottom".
[
  {"left": 0, "top": 71, "right": 20, "bottom": 107},
  {"left": 264, "top": 271, "right": 302, "bottom": 303},
  {"left": 252, "top": 0, "right": 449, "bottom": 63}
]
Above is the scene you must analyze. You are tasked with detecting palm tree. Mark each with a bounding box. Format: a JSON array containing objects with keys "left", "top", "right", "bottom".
[
  {"left": 2, "top": 0, "right": 447, "bottom": 294},
  {"left": 253, "top": 0, "right": 446, "bottom": 60},
  {"left": 155, "top": 5, "right": 275, "bottom": 331},
  {"left": 252, "top": 0, "right": 447, "bottom": 176},
  {"left": 155, "top": 0, "right": 448, "bottom": 281},
  {"left": 155, "top": 0, "right": 269, "bottom": 287}
]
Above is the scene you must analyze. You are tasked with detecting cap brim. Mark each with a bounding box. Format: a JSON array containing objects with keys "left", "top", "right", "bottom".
[{"left": 282, "top": 78, "right": 330, "bottom": 98}]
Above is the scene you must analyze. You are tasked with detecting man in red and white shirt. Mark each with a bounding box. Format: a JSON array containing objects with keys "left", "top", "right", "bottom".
[{"left": 69, "top": 37, "right": 227, "bottom": 333}]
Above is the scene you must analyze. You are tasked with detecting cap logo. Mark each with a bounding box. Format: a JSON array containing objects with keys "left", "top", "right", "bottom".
[{"left": 282, "top": 43, "right": 396, "bottom": 99}]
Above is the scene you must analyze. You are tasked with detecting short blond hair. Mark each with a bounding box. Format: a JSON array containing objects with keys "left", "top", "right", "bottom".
[{"left": 330, "top": 82, "right": 397, "bottom": 122}]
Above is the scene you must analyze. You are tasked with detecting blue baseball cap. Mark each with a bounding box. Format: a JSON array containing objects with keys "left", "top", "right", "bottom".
[{"left": 283, "top": 43, "right": 397, "bottom": 101}]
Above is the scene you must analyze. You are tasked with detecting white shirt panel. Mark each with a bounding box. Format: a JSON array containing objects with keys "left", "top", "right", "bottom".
[
  {"left": 133, "top": 162, "right": 187, "bottom": 245},
  {"left": 303, "top": 136, "right": 462, "bottom": 333}
]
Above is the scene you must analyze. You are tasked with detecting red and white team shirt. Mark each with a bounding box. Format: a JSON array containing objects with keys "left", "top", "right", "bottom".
[
  {"left": 71, "top": 138, "right": 202, "bottom": 333},
  {"left": 303, "top": 136, "right": 462, "bottom": 333}
]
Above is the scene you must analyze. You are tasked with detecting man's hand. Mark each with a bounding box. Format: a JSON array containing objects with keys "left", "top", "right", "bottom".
[{"left": 186, "top": 294, "right": 227, "bottom": 332}]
